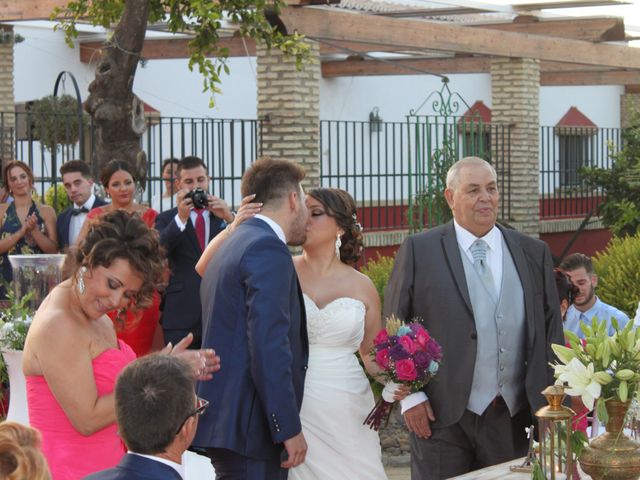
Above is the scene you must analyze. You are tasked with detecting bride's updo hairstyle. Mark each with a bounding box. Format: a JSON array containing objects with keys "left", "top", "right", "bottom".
[
  {"left": 308, "top": 188, "right": 363, "bottom": 265},
  {"left": 70, "top": 210, "right": 165, "bottom": 309},
  {"left": 0, "top": 422, "right": 50, "bottom": 480}
]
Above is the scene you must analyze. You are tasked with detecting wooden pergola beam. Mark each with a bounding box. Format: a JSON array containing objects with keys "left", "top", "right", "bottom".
[
  {"left": 541, "top": 70, "right": 640, "bottom": 86},
  {"left": 278, "top": 7, "right": 640, "bottom": 69},
  {"left": 473, "top": 17, "right": 626, "bottom": 42},
  {"left": 321, "top": 56, "right": 640, "bottom": 85},
  {"left": 321, "top": 56, "right": 621, "bottom": 77},
  {"left": 80, "top": 37, "right": 257, "bottom": 63}
]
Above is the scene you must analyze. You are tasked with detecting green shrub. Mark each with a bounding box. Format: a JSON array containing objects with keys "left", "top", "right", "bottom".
[
  {"left": 44, "top": 185, "right": 70, "bottom": 214},
  {"left": 360, "top": 254, "right": 395, "bottom": 310},
  {"left": 593, "top": 233, "right": 640, "bottom": 318},
  {"left": 30, "top": 95, "right": 86, "bottom": 151}
]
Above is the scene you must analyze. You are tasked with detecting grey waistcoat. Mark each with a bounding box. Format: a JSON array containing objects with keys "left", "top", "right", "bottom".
[{"left": 460, "top": 236, "right": 526, "bottom": 416}]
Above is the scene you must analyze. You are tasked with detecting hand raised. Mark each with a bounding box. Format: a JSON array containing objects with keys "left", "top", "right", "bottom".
[
  {"left": 164, "top": 333, "right": 221, "bottom": 380},
  {"left": 228, "top": 194, "right": 262, "bottom": 234},
  {"left": 403, "top": 400, "right": 436, "bottom": 439},
  {"left": 281, "top": 432, "right": 307, "bottom": 469}
]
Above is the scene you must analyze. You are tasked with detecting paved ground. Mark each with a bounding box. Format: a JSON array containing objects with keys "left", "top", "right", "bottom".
[{"left": 385, "top": 465, "right": 410, "bottom": 480}]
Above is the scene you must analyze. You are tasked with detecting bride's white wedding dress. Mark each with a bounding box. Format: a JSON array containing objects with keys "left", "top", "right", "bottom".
[{"left": 290, "top": 294, "right": 387, "bottom": 480}]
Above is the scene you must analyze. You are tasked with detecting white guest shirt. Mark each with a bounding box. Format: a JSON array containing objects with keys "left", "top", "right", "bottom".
[{"left": 68, "top": 194, "right": 96, "bottom": 246}]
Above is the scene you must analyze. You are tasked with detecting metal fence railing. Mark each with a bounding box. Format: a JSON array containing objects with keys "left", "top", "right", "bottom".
[
  {"left": 1, "top": 112, "right": 261, "bottom": 210},
  {"left": 320, "top": 118, "right": 511, "bottom": 231},
  {"left": 0, "top": 110, "right": 626, "bottom": 230},
  {"left": 539, "top": 126, "right": 622, "bottom": 219}
]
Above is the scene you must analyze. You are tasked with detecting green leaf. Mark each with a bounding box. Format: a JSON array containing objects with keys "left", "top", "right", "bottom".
[{"left": 596, "top": 397, "right": 609, "bottom": 424}]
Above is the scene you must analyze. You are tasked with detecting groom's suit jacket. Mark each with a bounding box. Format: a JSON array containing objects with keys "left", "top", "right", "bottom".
[
  {"left": 83, "top": 453, "right": 182, "bottom": 480},
  {"left": 155, "top": 207, "right": 226, "bottom": 348},
  {"left": 56, "top": 196, "right": 107, "bottom": 251},
  {"left": 194, "top": 217, "right": 309, "bottom": 460},
  {"left": 384, "top": 221, "right": 563, "bottom": 429}
]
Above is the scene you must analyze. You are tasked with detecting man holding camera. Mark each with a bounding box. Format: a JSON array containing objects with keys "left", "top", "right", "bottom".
[{"left": 155, "top": 156, "right": 235, "bottom": 348}]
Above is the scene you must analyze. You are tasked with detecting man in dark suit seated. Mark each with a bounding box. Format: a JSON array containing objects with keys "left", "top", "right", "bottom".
[
  {"left": 384, "top": 156, "right": 564, "bottom": 479},
  {"left": 155, "top": 156, "right": 235, "bottom": 348},
  {"left": 56, "top": 160, "right": 107, "bottom": 251},
  {"left": 84, "top": 353, "right": 206, "bottom": 480}
]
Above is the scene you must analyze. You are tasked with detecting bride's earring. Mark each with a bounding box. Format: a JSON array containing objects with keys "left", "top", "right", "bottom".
[
  {"left": 77, "top": 266, "right": 87, "bottom": 295},
  {"left": 335, "top": 234, "right": 342, "bottom": 259}
]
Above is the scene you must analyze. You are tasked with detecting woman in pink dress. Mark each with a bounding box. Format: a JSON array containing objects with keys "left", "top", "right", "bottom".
[
  {"left": 81, "top": 159, "right": 161, "bottom": 357},
  {"left": 23, "top": 210, "right": 220, "bottom": 480}
]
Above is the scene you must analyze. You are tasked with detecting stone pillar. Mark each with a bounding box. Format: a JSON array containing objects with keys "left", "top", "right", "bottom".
[
  {"left": 491, "top": 57, "right": 540, "bottom": 237},
  {"left": 0, "top": 26, "right": 15, "bottom": 163},
  {"left": 256, "top": 41, "right": 320, "bottom": 190}
]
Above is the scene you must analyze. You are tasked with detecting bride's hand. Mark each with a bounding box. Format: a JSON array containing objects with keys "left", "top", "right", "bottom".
[
  {"left": 227, "top": 194, "right": 262, "bottom": 234},
  {"left": 163, "top": 333, "right": 221, "bottom": 380},
  {"left": 382, "top": 381, "right": 410, "bottom": 402}
]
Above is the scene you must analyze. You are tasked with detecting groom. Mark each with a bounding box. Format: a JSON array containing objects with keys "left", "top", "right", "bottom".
[{"left": 194, "top": 157, "right": 310, "bottom": 479}]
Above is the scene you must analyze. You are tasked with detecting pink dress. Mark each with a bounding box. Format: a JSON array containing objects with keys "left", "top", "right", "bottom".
[{"left": 27, "top": 340, "right": 136, "bottom": 480}]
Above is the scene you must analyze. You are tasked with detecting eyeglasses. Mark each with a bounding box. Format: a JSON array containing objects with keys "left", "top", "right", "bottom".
[{"left": 175, "top": 396, "right": 209, "bottom": 435}]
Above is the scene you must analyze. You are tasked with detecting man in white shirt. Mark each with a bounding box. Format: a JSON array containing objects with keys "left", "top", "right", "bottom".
[
  {"left": 84, "top": 354, "right": 203, "bottom": 480},
  {"left": 560, "top": 252, "right": 630, "bottom": 337},
  {"left": 155, "top": 156, "right": 234, "bottom": 348},
  {"left": 56, "top": 160, "right": 107, "bottom": 251}
]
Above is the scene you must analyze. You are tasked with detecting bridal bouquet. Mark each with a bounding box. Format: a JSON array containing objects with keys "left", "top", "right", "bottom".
[{"left": 364, "top": 315, "right": 442, "bottom": 430}]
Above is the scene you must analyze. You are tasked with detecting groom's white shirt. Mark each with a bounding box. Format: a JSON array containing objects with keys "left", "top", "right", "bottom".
[{"left": 254, "top": 214, "right": 286, "bottom": 244}]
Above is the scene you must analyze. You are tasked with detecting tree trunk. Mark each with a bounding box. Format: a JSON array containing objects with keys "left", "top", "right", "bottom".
[{"left": 84, "top": 0, "right": 150, "bottom": 189}]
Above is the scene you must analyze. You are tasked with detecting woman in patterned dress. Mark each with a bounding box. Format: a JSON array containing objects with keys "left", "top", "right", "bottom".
[{"left": 0, "top": 161, "right": 57, "bottom": 299}]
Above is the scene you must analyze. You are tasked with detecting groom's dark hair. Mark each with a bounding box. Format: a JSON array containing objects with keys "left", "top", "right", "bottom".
[{"left": 242, "top": 156, "right": 306, "bottom": 206}]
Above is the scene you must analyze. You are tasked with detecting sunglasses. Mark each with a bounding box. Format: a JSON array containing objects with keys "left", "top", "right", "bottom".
[{"left": 175, "top": 397, "right": 209, "bottom": 435}]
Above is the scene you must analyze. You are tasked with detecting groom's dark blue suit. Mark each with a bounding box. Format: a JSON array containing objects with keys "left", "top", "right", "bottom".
[
  {"left": 194, "top": 217, "right": 308, "bottom": 475},
  {"left": 83, "top": 453, "right": 182, "bottom": 479}
]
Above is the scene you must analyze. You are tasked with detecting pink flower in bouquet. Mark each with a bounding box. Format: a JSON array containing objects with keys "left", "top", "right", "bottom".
[
  {"left": 415, "top": 329, "right": 431, "bottom": 348},
  {"left": 375, "top": 348, "right": 391, "bottom": 370},
  {"left": 374, "top": 329, "right": 389, "bottom": 346},
  {"left": 399, "top": 335, "right": 417, "bottom": 354},
  {"left": 396, "top": 358, "right": 418, "bottom": 381}
]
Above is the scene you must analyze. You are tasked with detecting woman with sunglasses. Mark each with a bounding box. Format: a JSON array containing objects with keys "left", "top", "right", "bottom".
[{"left": 24, "top": 210, "right": 220, "bottom": 480}]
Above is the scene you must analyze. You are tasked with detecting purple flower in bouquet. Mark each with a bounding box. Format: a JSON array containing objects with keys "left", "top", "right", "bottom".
[
  {"left": 426, "top": 338, "right": 442, "bottom": 361},
  {"left": 413, "top": 350, "right": 431, "bottom": 370},
  {"left": 389, "top": 343, "right": 411, "bottom": 361}
]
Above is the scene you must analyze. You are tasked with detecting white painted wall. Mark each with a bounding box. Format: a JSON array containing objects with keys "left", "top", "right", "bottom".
[{"left": 540, "top": 85, "right": 623, "bottom": 128}]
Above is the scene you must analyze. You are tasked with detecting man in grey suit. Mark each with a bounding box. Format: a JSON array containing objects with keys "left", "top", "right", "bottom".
[{"left": 384, "top": 157, "right": 563, "bottom": 479}]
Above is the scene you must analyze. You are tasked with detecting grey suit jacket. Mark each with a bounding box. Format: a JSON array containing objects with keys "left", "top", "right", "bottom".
[{"left": 383, "top": 221, "right": 563, "bottom": 429}]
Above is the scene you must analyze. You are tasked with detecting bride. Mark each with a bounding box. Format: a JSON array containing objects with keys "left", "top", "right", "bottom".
[{"left": 196, "top": 187, "right": 407, "bottom": 479}]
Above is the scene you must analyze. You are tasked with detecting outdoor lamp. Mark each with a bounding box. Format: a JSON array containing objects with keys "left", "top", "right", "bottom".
[
  {"left": 535, "top": 385, "right": 575, "bottom": 480},
  {"left": 369, "top": 107, "right": 382, "bottom": 133}
]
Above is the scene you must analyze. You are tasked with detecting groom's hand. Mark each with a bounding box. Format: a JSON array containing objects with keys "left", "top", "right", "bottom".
[
  {"left": 281, "top": 432, "right": 307, "bottom": 469},
  {"left": 404, "top": 400, "right": 436, "bottom": 439}
]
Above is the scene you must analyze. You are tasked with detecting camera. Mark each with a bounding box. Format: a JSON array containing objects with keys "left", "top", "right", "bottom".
[{"left": 185, "top": 188, "right": 209, "bottom": 209}]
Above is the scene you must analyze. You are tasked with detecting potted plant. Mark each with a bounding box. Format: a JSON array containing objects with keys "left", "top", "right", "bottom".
[
  {"left": 0, "top": 288, "right": 34, "bottom": 424},
  {"left": 29, "top": 94, "right": 85, "bottom": 151},
  {"left": 552, "top": 318, "right": 640, "bottom": 479}
]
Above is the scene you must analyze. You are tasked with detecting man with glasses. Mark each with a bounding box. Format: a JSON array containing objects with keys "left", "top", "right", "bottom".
[{"left": 84, "top": 354, "right": 208, "bottom": 480}]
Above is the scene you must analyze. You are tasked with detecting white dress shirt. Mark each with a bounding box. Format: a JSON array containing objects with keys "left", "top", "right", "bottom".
[
  {"left": 400, "top": 221, "right": 504, "bottom": 414},
  {"left": 68, "top": 194, "right": 96, "bottom": 246},
  {"left": 254, "top": 214, "right": 286, "bottom": 244},
  {"left": 174, "top": 209, "right": 212, "bottom": 242}
]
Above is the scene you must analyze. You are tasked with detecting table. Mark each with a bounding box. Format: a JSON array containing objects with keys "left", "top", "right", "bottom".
[{"left": 450, "top": 458, "right": 591, "bottom": 479}]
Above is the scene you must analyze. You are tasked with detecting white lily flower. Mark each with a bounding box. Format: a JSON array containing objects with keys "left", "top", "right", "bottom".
[{"left": 555, "top": 358, "right": 601, "bottom": 410}]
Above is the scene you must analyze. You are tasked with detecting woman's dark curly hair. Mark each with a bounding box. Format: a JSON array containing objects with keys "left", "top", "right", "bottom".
[
  {"left": 100, "top": 159, "right": 137, "bottom": 188},
  {"left": 308, "top": 188, "right": 363, "bottom": 265},
  {"left": 70, "top": 210, "right": 164, "bottom": 309}
]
